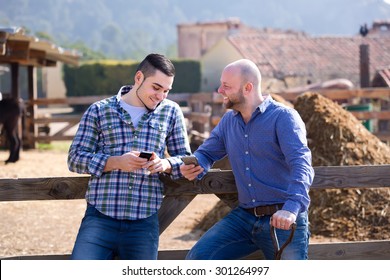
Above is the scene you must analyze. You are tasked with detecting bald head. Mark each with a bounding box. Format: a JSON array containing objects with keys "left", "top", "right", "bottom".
[{"left": 224, "top": 59, "right": 262, "bottom": 91}]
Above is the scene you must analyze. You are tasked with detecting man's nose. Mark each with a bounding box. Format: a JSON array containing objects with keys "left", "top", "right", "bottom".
[{"left": 156, "top": 91, "right": 166, "bottom": 101}]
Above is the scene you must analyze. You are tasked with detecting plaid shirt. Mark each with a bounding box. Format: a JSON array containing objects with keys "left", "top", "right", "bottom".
[{"left": 68, "top": 86, "right": 191, "bottom": 220}]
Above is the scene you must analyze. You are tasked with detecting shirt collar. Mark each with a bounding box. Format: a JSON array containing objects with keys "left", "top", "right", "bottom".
[
  {"left": 116, "top": 85, "right": 132, "bottom": 103},
  {"left": 115, "top": 85, "right": 163, "bottom": 114},
  {"left": 258, "top": 94, "right": 273, "bottom": 114},
  {"left": 232, "top": 94, "right": 273, "bottom": 117}
]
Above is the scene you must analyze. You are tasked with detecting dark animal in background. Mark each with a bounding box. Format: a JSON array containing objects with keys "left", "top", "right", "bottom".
[{"left": 0, "top": 97, "right": 23, "bottom": 163}]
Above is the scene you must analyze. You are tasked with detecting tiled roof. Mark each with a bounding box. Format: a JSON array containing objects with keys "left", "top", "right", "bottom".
[
  {"left": 227, "top": 31, "right": 390, "bottom": 86},
  {"left": 372, "top": 67, "right": 390, "bottom": 87}
]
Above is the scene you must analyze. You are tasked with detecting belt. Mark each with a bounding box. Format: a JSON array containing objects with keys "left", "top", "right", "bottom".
[{"left": 244, "top": 203, "right": 284, "bottom": 217}]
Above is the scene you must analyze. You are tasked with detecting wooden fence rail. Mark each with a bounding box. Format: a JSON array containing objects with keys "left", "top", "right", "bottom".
[{"left": 1, "top": 165, "right": 390, "bottom": 260}]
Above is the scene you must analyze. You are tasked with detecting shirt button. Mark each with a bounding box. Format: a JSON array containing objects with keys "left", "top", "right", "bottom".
[
  {"left": 246, "top": 167, "right": 249, "bottom": 170},
  {"left": 245, "top": 151, "right": 249, "bottom": 154},
  {"left": 248, "top": 184, "right": 252, "bottom": 187},
  {"left": 252, "top": 199, "right": 256, "bottom": 203},
  {"left": 245, "top": 134, "right": 248, "bottom": 138},
  {"left": 134, "top": 136, "right": 137, "bottom": 139}
]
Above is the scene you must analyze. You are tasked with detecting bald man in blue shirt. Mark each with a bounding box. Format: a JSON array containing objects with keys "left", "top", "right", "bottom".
[{"left": 181, "top": 59, "right": 314, "bottom": 260}]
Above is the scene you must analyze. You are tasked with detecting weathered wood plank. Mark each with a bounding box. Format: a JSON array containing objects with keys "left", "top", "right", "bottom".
[
  {"left": 161, "top": 170, "right": 237, "bottom": 195},
  {"left": 277, "top": 88, "right": 390, "bottom": 102},
  {"left": 158, "top": 195, "right": 197, "bottom": 234},
  {"left": 34, "top": 115, "right": 81, "bottom": 124},
  {"left": 307, "top": 240, "right": 390, "bottom": 260},
  {"left": 34, "top": 135, "right": 75, "bottom": 141},
  {"left": 3, "top": 240, "right": 390, "bottom": 260},
  {"left": 215, "top": 193, "right": 239, "bottom": 209},
  {"left": 312, "top": 165, "right": 390, "bottom": 189},
  {"left": 0, "top": 176, "right": 89, "bottom": 201},
  {"left": 31, "top": 96, "right": 111, "bottom": 106},
  {"left": 351, "top": 110, "right": 390, "bottom": 120},
  {"left": 1, "top": 165, "right": 390, "bottom": 202}
]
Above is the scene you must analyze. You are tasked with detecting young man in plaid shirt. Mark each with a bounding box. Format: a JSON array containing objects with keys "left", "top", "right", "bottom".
[{"left": 68, "top": 53, "right": 191, "bottom": 259}]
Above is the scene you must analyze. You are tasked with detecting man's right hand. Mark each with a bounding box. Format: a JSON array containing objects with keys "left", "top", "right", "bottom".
[
  {"left": 180, "top": 163, "right": 204, "bottom": 181},
  {"left": 104, "top": 151, "right": 148, "bottom": 172}
]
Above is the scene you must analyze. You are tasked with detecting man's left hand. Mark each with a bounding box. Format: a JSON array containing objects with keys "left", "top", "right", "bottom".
[{"left": 271, "top": 210, "right": 296, "bottom": 230}]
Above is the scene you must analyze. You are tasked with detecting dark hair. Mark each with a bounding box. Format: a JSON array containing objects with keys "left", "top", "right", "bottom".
[{"left": 136, "top": 53, "right": 175, "bottom": 78}]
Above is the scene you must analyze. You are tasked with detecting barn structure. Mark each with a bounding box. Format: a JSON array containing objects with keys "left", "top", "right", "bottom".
[{"left": 0, "top": 27, "right": 80, "bottom": 148}]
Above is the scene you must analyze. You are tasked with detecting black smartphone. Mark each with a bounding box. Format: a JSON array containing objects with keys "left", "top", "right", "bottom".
[
  {"left": 139, "top": 151, "right": 153, "bottom": 161},
  {"left": 182, "top": 155, "right": 199, "bottom": 166}
]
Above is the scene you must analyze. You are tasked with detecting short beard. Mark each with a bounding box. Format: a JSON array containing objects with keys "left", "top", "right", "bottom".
[
  {"left": 136, "top": 81, "right": 153, "bottom": 112},
  {"left": 225, "top": 89, "right": 244, "bottom": 110}
]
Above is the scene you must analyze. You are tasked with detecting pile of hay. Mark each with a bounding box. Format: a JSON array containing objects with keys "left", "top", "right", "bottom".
[
  {"left": 294, "top": 92, "right": 390, "bottom": 240},
  {"left": 193, "top": 92, "right": 390, "bottom": 241}
]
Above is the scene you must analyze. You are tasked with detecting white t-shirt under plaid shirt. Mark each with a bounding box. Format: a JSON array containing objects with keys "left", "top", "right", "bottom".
[{"left": 67, "top": 86, "right": 191, "bottom": 220}]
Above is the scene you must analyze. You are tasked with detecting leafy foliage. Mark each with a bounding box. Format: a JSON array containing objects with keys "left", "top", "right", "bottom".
[{"left": 63, "top": 59, "right": 200, "bottom": 100}]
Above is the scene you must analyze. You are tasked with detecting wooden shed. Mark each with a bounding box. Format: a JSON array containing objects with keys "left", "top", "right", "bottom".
[{"left": 0, "top": 27, "right": 80, "bottom": 148}]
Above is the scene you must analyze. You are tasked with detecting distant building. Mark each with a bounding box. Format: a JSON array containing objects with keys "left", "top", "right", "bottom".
[
  {"left": 177, "top": 19, "right": 390, "bottom": 93},
  {"left": 177, "top": 18, "right": 245, "bottom": 60},
  {"left": 368, "top": 20, "right": 390, "bottom": 37}
]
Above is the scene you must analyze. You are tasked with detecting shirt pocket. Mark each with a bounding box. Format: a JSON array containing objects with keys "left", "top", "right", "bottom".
[
  {"left": 100, "top": 122, "right": 130, "bottom": 149},
  {"left": 147, "top": 119, "right": 169, "bottom": 150}
]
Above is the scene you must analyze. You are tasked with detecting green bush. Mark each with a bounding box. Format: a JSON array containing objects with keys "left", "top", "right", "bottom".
[{"left": 63, "top": 59, "right": 200, "bottom": 98}]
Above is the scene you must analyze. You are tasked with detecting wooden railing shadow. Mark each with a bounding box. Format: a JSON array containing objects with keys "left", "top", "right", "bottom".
[{"left": 1, "top": 165, "right": 390, "bottom": 260}]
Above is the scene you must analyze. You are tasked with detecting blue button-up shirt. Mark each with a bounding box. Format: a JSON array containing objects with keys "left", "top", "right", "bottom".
[
  {"left": 194, "top": 95, "right": 314, "bottom": 216},
  {"left": 68, "top": 86, "right": 191, "bottom": 220}
]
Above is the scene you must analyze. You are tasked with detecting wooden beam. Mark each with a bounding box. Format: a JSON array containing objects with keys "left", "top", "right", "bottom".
[
  {"left": 311, "top": 165, "right": 390, "bottom": 189},
  {"left": 277, "top": 88, "right": 390, "bottom": 102},
  {"left": 3, "top": 40, "right": 29, "bottom": 60},
  {"left": 2, "top": 240, "right": 390, "bottom": 260},
  {"left": 25, "top": 65, "right": 37, "bottom": 149},
  {"left": 158, "top": 194, "right": 197, "bottom": 234},
  {"left": 0, "top": 176, "right": 90, "bottom": 201},
  {"left": 34, "top": 115, "right": 81, "bottom": 124},
  {"left": 31, "top": 95, "right": 111, "bottom": 106},
  {"left": 1, "top": 165, "right": 390, "bottom": 202},
  {"left": 350, "top": 110, "right": 390, "bottom": 120}
]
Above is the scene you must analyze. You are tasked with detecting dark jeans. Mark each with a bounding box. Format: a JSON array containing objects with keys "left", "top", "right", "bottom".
[
  {"left": 71, "top": 204, "right": 159, "bottom": 260},
  {"left": 186, "top": 207, "right": 310, "bottom": 260}
]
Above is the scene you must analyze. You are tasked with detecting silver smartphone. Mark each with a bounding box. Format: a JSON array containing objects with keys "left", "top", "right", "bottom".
[{"left": 181, "top": 155, "right": 199, "bottom": 166}]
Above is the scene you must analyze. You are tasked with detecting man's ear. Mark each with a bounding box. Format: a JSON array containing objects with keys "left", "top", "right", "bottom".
[
  {"left": 135, "top": 71, "right": 144, "bottom": 85},
  {"left": 243, "top": 82, "right": 253, "bottom": 94}
]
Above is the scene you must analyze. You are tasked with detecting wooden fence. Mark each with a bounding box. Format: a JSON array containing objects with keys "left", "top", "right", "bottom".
[
  {"left": 23, "top": 88, "right": 390, "bottom": 146},
  {"left": 1, "top": 165, "right": 390, "bottom": 260}
]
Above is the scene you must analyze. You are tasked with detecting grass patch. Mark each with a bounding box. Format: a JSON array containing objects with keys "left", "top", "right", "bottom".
[{"left": 37, "top": 141, "right": 72, "bottom": 152}]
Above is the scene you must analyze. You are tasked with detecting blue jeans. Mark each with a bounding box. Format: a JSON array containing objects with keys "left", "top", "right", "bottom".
[
  {"left": 71, "top": 204, "right": 159, "bottom": 260},
  {"left": 186, "top": 207, "right": 310, "bottom": 260}
]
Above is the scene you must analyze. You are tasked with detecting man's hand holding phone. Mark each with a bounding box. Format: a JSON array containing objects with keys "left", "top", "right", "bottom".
[
  {"left": 138, "top": 151, "right": 172, "bottom": 175},
  {"left": 180, "top": 155, "right": 204, "bottom": 181},
  {"left": 139, "top": 151, "right": 153, "bottom": 161}
]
